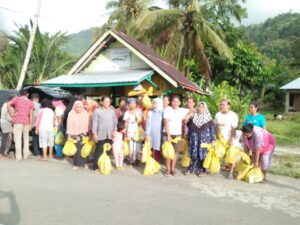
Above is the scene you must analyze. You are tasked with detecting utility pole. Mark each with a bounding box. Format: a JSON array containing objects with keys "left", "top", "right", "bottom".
[{"left": 16, "top": 0, "right": 42, "bottom": 90}]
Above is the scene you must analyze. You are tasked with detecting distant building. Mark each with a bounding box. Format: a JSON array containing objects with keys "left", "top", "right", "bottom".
[
  {"left": 42, "top": 29, "right": 205, "bottom": 99},
  {"left": 280, "top": 77, "right": 300, "bottom": 112}
]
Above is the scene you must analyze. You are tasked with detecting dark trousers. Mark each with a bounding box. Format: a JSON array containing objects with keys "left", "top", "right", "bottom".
[
  {"left": 73, "top": 141, "right": 87, "bottom": 167},
  {"left": 93, "top": 139, "right": 112, "bottom": 170},
  {"left": 0, "top": 132, "right": 13, "bottom": 155},
  {"left": 31, "top": 129, "right": 40, "bottom": 156}
]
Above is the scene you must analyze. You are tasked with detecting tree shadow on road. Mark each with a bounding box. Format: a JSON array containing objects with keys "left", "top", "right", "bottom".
[{"left": 0, "top": 191, "right": 21, "bottom": 225}]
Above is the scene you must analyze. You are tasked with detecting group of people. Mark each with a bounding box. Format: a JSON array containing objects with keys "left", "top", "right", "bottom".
[{"left": 0, "top": 89, "right": 276, "bottom": 181}]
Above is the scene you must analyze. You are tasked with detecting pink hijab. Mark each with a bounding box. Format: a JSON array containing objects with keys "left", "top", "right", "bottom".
[{"left": 66, "top": 101, "right": 89, "bottom": 136}]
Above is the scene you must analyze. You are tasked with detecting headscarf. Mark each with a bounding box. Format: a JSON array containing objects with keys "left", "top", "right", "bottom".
[
  {"left": 128, "top": 98, "right": 137, "bottom": 104},
  {"left": 66, "top": 101, "right": 89, "bottom": 136},
  {"left": 190, "top": 102, "right": 213, "bottom": 130},
  {"left": 153, "top": 98, "right": 163, "bottom": 111}
]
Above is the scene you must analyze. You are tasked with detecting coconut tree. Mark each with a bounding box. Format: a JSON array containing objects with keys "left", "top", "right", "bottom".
[
  {"left": 105, "top": 0, "right": 153, "bottom": 31},
  {"left": 131, "top": 0, "right": 246, "bottom": 80}
]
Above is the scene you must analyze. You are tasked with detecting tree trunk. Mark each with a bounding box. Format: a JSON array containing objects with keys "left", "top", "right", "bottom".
[
  {"left": 183, "top": 30, "right": 190, "bottom": 78},
  {"left": 16, "top": 0, "right": 42, "bottom": 90}
]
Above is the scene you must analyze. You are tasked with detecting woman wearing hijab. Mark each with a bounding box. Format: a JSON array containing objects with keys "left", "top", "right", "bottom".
[
  {"left": 184, "top": 102, "right": 215, "bottom": 176},
  {"left": 123, "top": 98, "right": 143, "bottom": 164},
  {"left": 145, "top": 98, "right": 163, "bottom": 162},
  {"left": 66, "top": 101, "right": 89, "bottom": 170}
]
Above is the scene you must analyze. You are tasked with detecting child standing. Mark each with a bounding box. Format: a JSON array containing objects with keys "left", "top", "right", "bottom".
[
  {"left": 113, "top": 123, "right": 126, "bottom": 170},
  {"left": 35, "top": 99, "right": 55, "bottom": 161}
]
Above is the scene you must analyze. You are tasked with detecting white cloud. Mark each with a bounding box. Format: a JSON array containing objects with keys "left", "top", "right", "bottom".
[{"left": 1, "top": 0, "right": 300, "bottom": 34}]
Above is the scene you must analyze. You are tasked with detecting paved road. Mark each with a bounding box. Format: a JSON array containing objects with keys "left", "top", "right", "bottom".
[{"left": 0, "top": 159, "right": 300, "bottom": 225}]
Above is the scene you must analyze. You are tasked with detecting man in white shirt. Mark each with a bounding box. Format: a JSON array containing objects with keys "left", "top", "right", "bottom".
[
  {"left": 163, "top": 96, "right": 188, "bottom": 176},
  {"left": 215, "top": 99, "right": 239, "bottom": 179}
]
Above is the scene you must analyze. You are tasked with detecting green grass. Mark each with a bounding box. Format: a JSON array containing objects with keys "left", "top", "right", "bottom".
[
  {"left": 260, "top": 108, "right": 300, "bottom": 146},
  {"left": 269, "top": 154, "right": 300, "bottom": 179}
]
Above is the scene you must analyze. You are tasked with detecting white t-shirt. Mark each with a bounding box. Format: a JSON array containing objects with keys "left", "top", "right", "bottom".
[
  {"left": 163, "top": 107, "right": 188, "bottom": 135},
  {"left": 39, "top": 108, "right": 55, "bottom": 132},
  {"left": 215, "top": 111, "right": 238, "bottom": 142}
]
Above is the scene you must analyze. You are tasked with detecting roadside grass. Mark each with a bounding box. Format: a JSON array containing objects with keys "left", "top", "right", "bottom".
[
  {"left": 269, "top": 154, "right": 300, "bottom": 179},
  {"left": 260, "top": 108, "right": 300, "bottom": 146}
]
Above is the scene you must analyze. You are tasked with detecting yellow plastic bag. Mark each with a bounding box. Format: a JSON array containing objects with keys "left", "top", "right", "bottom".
[
  {"left": 123, "top": 140, "right": 129, "bottom": 157},
  {"left": 162, "top": 142, "right": 175, "bottom": 160},
  {"left": 210, "top": 154, "right": 221, "bottom": 174},
  {"left": 239, "top": 151, "right": 251, "bottom": 165},
  {"left": 181, "top": 150, "right": 190, "bottom": 168},
  {"left": 143, "top": 156, "right": 161, "bottom": 176},
  {"left": 63, "top": 139, "right": 77, "bottom": 156},
  {"left": 142, "top": 141, "right": 151, "bottom": 163},
  {"left": 81, "top": 137, "right": 93, "bottom": 158},
  {"left": 103, "top": 143, "right": 112, "bottom": 151},
  {"left": 97, "top": 151, "right": 112, "bottom": 175},
  {"left": 55, "top": 131, "right": 65, "bottom": 145},
  {"left": 214, "top": 142, "right": 227, "bottom": 158},
  {"left": 237, "top": 163, "right": 253, "bottom": 180},
  {"left": 97, "top": 143, "right": 112, "bottom": 175},
  {"left": 245, "top": 167, "right": 264, "bottom": 184},
  {"left": 225, "top": 146, "right": 238, "bottom": 164},
  {"left": 133, "top": 126, "right": 145, "bottom": 142},
  {"left": 203, "top": 151, "right": 212, "bottom": 169},
  {"left": 181, "top": 138, "right": 189, "bottom": 154},
  {"left": 90, "top": 140, "right": 96, "bottom": 154},
  {"left": 142, "top": 87, "right": 153, "bottom": 109}
]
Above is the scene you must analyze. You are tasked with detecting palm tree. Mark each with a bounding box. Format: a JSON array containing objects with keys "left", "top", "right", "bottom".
[
  {"left": 0, "top": 24, "right": 74, "bottom": 89},
  {"left": 131, "top": 0, "right": 246, "bottom": 80},
  {"left": 105, "top": 0, "right": 152, "bottom": 31}
]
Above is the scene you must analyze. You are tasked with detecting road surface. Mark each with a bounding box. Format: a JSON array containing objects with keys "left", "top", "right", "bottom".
[{"left": 0, "top": 158, "right": 299, "bottom": 225}]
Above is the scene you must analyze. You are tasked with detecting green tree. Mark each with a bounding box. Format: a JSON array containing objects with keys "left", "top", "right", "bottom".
[
  {"left": 131, "top": 0, "right": 246, "bottom": 80},
  {"left": 0, "top": 24, "right": 74, "bottom": 89},
  {"left": 105, "top": 0, "right": 152, "bottom": 31}
]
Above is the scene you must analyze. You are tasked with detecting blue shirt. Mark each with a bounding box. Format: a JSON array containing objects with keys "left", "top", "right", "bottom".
[{"left": 244, "top": 114, "right": 266, "bottom": 128}]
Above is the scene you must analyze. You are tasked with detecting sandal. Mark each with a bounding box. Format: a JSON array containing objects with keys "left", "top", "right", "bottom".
[
  {"left": 164, "top": 172, "right": 171, "bottom": 177},
  {"left": 171, "top": 171, "right": 178, "bottom": 176},
  {"left": 183, "top": 171, "right": 191, "bottom": 176}
]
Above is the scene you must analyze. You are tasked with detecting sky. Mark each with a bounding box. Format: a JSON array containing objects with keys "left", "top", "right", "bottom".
[{"left": 0, "top": 0, "right": 300, "bottom": 34}]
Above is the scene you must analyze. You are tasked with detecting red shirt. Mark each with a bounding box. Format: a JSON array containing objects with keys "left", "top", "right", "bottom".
[{"left": 10, "top": 96, "right": 34, "bottom": 125}]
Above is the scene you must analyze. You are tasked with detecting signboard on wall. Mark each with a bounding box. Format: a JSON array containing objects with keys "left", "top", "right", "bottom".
[{"left": 110, "top": 48, "right": 131, "bottom": 68}]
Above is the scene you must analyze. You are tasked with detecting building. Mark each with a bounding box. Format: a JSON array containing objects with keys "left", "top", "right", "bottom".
[
  {"left": 280, "top": 77, "right": 300, "bottom": 112},
  {"left": 42, "top": 29, "right": 205, "bottom": 99}
]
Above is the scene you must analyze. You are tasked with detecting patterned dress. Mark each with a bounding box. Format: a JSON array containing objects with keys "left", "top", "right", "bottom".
[
  {"left": 188, "top": 127, "right": 214, "bottom": 173},
  {"left": 187, "top": 102, "right": 215, "bottom": 174}
]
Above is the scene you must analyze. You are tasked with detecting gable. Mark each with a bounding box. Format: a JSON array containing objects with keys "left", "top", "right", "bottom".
[{"left": 84, "top": 41, "right": 149, "bottom": 72}]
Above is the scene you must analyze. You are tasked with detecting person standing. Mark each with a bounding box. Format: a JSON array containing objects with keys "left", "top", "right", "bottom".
[
  {"left": 112, "top": 123, "right": 126, "bottom": 170},
  {"left": 8, "top": 89, "right": 34, "bottom": 161},
  {"left": 145, "top": 98, "right": 163, "bottom": 163},
  {"left": 52, "top": 99, "right": 66, "bottom": 158},
  {"left": 242, "top": 124, "right": 275, "bottom": 181},
  {"left": 92, "top": 96, "right": 117, "bottom": 173},
  {"left": 184, "top": 102, "right": 215, "bottom": 176},
  {"left": 0, "top": 95, "right": 15, "bottom": 159},
  {"left": 31, "top": 93, "right": 41, "bottom": 156},
  {"left": 163, "top": 96, "right": 171, "bottom": 111},
  {"left": 184, "top": 97, "right": 195, "bottom": 137},
  {"left": 244, "top": 102, "right": 266, "bottom": 129},
  {"left": 66, "top": 101, "right": 89, "bottom": 170},
  {"left": 115, "top": 97, "right": 127, "bottom": 122},
  {"left": 214, "top": 99, "right": 239, "bottom": 179},
  {"left": 123, "top": 98, "right": 143, "bottom": 164},
  {"left": 163, "top": 95, "right": 188, "bottom": 176},
  {"left": 35, "top": 99, "right": 55, "bottom": 161}
]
